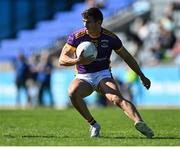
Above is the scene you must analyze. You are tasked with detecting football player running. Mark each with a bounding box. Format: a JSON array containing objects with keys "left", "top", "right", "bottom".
[{"left": 59, "top": 7, "right": 154, "bottom": 138}]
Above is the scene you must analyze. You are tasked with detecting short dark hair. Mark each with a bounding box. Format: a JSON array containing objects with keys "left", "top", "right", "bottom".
[{"left": 81, "top": 7, "right": 103, "bottom": 23}]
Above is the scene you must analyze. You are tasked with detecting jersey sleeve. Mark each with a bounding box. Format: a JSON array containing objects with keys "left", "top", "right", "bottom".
[
  {"left": 66, "top": 33, "right": 76, "bottom": 47},
  {"left": 112, "top": 35, "right": 123, "bottom": 50}
]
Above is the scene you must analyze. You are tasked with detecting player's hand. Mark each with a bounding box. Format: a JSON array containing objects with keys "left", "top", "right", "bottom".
[
  {"left": 140, "top": 75, "right": 151, "bottom": 89},
  {"left": 77, "top": 51, "right": 95, "bottom": 65}
]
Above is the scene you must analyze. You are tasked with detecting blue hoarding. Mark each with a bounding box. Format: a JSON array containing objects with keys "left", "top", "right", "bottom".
[{"left": 0, "top": 66, "right": 180, "bottom": 107}]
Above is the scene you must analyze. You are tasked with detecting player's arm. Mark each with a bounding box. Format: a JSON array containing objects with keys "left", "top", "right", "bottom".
[
  {"left": 59, "top": 43, "right": 93, "bottom": 66},
  {"left": 59, "top": 43, "right": 79, "bottom": 66},
  {"left": 115, "top": 46, "right": 151, "bottom": 89}
]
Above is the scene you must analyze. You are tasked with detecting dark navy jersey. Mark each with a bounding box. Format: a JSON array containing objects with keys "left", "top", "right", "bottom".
[{"left": 66, "top": 27, "right": 123, "bottom": 74}]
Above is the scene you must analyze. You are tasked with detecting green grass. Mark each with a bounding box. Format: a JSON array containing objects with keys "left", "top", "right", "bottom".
[{"left": 0, "top": 107, "right": 180, "bottom": 146}]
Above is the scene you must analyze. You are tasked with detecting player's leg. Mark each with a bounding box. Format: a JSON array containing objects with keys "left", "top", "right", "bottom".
[
  {"left": 68, "top": 78, "right": 100, "bottom": 137},
  {"left": 98, "top": 77, "right": 154, "bottom": 138},
  {"left": 98, "top": 77, "right": 142, "bottom": 122},
  {"left": 68, "top": 78, "right": 94, "bottom": 120}
]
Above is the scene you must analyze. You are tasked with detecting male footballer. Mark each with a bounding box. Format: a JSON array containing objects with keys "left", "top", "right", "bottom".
[{"left": 59, "top": 7, "right": 154, "bottom": 138}]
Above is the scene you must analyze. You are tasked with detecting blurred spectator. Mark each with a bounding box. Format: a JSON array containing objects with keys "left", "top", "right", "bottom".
[
  {"left": 127, "top": 17, "right": 146, "bottom": 57},
  {"left": 129, "top": 17, "right": 149, "bottom": 43},
  {"left": 27, "top": 55, "right": 39, "bottom": 106},
  {"left": 172, "top": 1, "right": 180, "bottom": 10},
  {"left": 115, "top": 77, "right": 132, "bottom": 102},
  {"left": 125, "top": 67, "right": 139, "bottom": 104},
  {"left": 150, "top": 18, "right": 176, "bottom": 63},
  {"left": 141, "top": 3, "right": 178, "bottom": 65},
  {"left": 28, "top": 55, "right": 39, "bottom": 84},
  {"left": 13, "top": 53, "right": 32, "bottom": 107},
  {"left": 163, "top": 1, "right": 180, "bottom": 22},
  {"left": 36, "top": 52, "right": 54, "bottom": 107},
  {"left": 172, "top": 37, "right": 180, "bottom": 65}
]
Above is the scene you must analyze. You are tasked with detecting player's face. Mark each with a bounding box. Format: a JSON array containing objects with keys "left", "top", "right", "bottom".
[{"left": 82, "top": 16, "right": 99, "bottom": 31}]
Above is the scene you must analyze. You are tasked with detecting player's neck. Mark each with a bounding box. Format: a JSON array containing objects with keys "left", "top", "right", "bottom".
[{"left": 87, "top": 28, "right": 101, "bottom": 38}]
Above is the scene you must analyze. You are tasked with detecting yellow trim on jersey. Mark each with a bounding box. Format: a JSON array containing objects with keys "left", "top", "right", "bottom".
[
  {"left": 102, "top": 29, "right": 117, "bottom": 38},
  {"left": 115, "top": 46, "right": 124, "bottom": 52},
  {"left": 75, "top": 29, "right": 86, "bottom": 39},
  {"left": 64, "top": 43, "right": 76, "bottom": 52}
]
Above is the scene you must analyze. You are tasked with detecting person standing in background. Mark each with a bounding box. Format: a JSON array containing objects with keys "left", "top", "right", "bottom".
[
  {"left": 14, "top": 53, "right": 32, "bottom": 107},
  {"left": 36, "top": 52, "right": 54, "bottom": 107},
  {"left": 125, "top": 67, "right": 139, "bottom": 103}
]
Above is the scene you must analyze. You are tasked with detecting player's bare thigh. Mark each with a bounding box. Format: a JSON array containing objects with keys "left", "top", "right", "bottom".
[
  {"left": 68, "top": 78, "right": 94, "bottom": 98},
  {"left": 98, "top": 77, "right": 124, "bottom": 103}
]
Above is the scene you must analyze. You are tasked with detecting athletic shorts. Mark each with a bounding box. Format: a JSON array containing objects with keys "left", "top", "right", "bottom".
[{"left": 75, "top": 69, "right": 112, "bottom": 90}]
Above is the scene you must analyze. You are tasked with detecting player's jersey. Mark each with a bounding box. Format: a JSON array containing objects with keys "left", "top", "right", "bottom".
[{"left": 66, "top": 27, "right": 123, "bottom": 74}]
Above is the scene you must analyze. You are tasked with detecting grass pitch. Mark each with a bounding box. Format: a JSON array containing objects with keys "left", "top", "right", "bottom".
[{"left": 0, "top": 107, "right": 180, "bottom": 146}]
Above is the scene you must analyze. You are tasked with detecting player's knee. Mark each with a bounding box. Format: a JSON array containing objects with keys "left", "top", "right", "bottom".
[
  {"left": 68, "top": 88, "right": 76, "bottom": 99},
  {"left": 68, "top": 87, "right": 81, "bottom": 100},
  {"left": 110, "top": 95, "right": 122, "bottom": 105}
]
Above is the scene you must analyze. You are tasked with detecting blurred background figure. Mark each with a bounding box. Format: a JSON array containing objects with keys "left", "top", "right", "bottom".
[
  {"left": 171, "top": 37, "right": 180, "bottom": 64},
  {"left": 127, "top": 17, "right": 146, "bottom": 57},
  {"left": 36, "top": 52, "right": 54, "bottom": 107},
  {"left": 27, "top": 54, "right": 39, "bottom": 106},
  {"left": 13, "top": 53, "right": 32, "bottom": 107},
  {"left": 114, "top": 77, "right": 132, "bottom": 103},
  {"left": 150, "top": 16, "right": 177, "bottom": 64},
  {"left": 125, "top": 67, "right": 140, "bottom": 104}
]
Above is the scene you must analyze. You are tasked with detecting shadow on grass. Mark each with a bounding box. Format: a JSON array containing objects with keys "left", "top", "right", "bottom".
[
  {"left": 22, "top": 135, "right": 59, "bottom": 138},
  {"left": 3, "top": 135, "right": 180, "bottom": 140},
  {"left": 101, "top": 136, "right": 180, "bottom": 140},
  {"left": 153, "top": 136, "right": 180, "bottom": 139},
  {"left": 3, "top": 134, "right": 59, "bottom": 139}
]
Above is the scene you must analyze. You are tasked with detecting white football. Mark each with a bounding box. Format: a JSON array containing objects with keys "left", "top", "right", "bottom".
[{"left": 76, "top": 41, "right": 97, "bottom": 60}]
